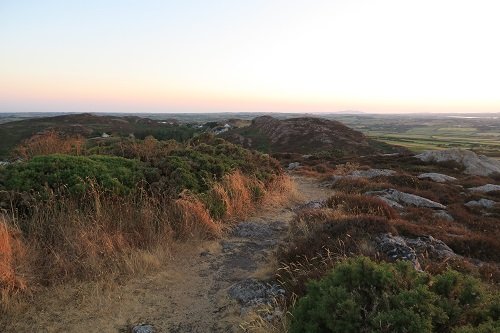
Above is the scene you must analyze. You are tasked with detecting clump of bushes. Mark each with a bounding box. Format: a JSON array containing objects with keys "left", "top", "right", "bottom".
[
  {"left": 1, "top": 154, "right": 144, "bottom": 195},
  {"left": 290, "top": 257, "right": 499, "bottom": 333}
]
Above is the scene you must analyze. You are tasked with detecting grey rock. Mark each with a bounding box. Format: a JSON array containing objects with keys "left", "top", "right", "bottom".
[
  {"left": 404, "top": 235, "right": 456, "bottom": 260},
  {"left": 287, "top": 162, "right": 300, "bottom": 170},
  {"left": 465, "top": 199, "right": 497, "bottom": 209},
  {"left": 418, "top": 172, "right": 457, "bottom": 183},
  {"left": 302, "top": 154, "right": 313, "bottom": 159},
  {"left": 376, "top": 196, "right": 404, "bottom": 209},
  {"left": 469, "top": 184, "right": 500, "bottom": 193},
  {"left": 131, "top": 324, "right": 155, "bottom": 333},
  {"left": 375, "top": 233, "right": 421, "bottom": 270},
  {"left": 433, "top": 210, "right": 454, "bottom": 221},
  {"left": 366, "top": 189, "right": 446, "bottom": 209},
  {"left": 231, "top": 221, "right": 285, "bottom": 239},
  {"left": 415, "top": 149, "right": 500, "bottom": 176},
  {"left": 228, "top": 279, "right": 284, "bottom": 307}
]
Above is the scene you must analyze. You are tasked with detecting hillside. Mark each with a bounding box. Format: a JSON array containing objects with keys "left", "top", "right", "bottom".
[
  {"left": 222, "top": 115, "right": 400, "bottom": 155},
  {"left": 0, "top": 113, "right": 198, "bottom": 159}
]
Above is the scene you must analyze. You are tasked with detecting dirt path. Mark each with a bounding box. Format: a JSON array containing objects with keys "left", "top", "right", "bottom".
[{"left": 5, "top": 177, "right": 332, "bottom": 333}]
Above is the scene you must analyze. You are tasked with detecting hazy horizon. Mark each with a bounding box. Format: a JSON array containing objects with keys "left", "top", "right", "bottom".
[{"left": 1, "top": 0, "right": 499, "bottom": 114}]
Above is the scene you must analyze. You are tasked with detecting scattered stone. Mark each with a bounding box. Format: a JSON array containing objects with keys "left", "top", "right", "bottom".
[
  {"left": 287, "top": 162, "right": 300, "bottom": 170},
  {"left": 433, "top": 210, "right": 454, "bottom": 221},
  {"left": 302, "top": 154, "right": 313, "bottom": 159},
  {"left": 228, "top": 278, "right": 285, "bottom": 308},
  {"left": 415, "top": 149, "right": 500, "bottom": 176},
  {"left": 417, "top": 172, "right": 457, "bottom": 183},
  {"left": 131, "top": 324, "right": 155, "bottom": 333},
  {"left": 469, "top": 184, "right": 500, "bottom": 193},
  {"left": 376, "top": 196, "right": 404, "bottom": 209},
  {"left": 375, "top": 234, "right": 421, "bottom": 270},
  {"left": 366, "top": 189, "right": 446, "bottom": 209},
  {"left": 465, "top": 199, "right": 497, "bottom": 209}
]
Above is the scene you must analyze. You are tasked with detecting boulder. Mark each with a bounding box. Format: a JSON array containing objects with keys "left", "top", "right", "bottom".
[
  {"left": 433, "top": 210, "right": 454, "bottom": 221},
  {"left": 366, "top": 189, "right": 446, "bottom": 209},
  {"left": 375, "top": 234, "right": 421, "bottom": 270},
  {"left": 417, "top": 172, "right": 457, "bottom": 183},
  {"left": 469, "top": 184, "right": 500, "bottom": 193},
  {"left": 415, "top": 149, "right": 500, "bottom": 176},
  {"left": 465, "top": 199, "right": 497, "bottom": 209},
  {"left": 287, "top": 162, "right": 300, "bottom": 170}
]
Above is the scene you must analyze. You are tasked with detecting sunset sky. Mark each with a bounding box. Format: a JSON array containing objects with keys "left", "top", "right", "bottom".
[{"left": 1, "top": 0, "right": 499, "bottom": 114}]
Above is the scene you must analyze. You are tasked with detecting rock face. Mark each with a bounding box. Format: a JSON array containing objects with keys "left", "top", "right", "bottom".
[
  {"left": 404, "top": 235, "right": 456, "bottom": 260},
  {"left": 465, "top": 199, "right": 497, "bottom": 209},
  {"left": 415, "top": 149, "right": 500, "bottom": 176},
  {"left": 222, "top": 116, "right": 399, "bottom": 155},
  {"left": 469, "top": 184, "right": 500, "bottom": 193},
  {"left": 366, "top": 189, "right": 446, "bottom": 209},
  {"left": 418, "top": 172, "right": 457, "bottom": 183}
]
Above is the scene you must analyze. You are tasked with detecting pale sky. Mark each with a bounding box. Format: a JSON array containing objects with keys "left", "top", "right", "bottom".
[{"left": 1, "top": 0, "right": 499, "bottom": 113}]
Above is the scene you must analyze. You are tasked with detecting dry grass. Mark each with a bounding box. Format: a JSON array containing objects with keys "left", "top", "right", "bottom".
[
  {"left": 14, "top": 130, "right": 85, "bottom": 159},
  {"left": 0, "top": 172, "right": 295, "bottom": 313}
]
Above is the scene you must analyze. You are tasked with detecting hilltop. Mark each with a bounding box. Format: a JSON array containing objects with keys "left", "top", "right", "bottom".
[{"left": 222, "top": 115, "right": 400, "bottom": 156}]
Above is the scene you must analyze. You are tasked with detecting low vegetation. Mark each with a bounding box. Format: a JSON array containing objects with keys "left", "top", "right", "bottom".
[
  {"left": 290, "top": 257, "right": 499, "bottom": 333},
  {"left": 0, "top": 131, "right": 293, "bottom": 312}
]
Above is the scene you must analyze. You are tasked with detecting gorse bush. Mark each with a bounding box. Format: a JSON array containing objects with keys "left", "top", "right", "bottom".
[
  {"left": 290, "top": 257, "right": 499, "bottom": 333},
  {"left": 2, "top": 154, "right": 143, "bottom": 195}
]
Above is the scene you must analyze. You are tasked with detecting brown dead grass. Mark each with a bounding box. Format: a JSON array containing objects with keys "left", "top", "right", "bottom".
[
  {"left": 0, "top": 171, "right": 295, "bottom": 313},
  {"left": 14, "top": 130, "right": 85, "bottom": 159}
]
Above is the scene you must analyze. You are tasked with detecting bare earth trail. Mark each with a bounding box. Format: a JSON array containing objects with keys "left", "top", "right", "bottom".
[{"left": 7, "top": 177, "right": 333, "bottom": 333}]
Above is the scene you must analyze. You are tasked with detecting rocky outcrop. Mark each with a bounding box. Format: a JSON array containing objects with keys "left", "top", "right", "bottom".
[
  {"left": 433, "top": 210, "right": 454, "bottom": 221},
  {"left": 366, "top": 189, "right": 446, "bottom": 209},
  {"left": 376, "top": 233, "right": 456, "bottom": 270},
  {"left": 375, "top": 234, "right": 421, "bottom": 270},
  {"left": 469, "top": 184, "right": 500, "bottom": 193},
  {"left": 417, "top": 172, "right": 457, "bottom": 183},
  {"left": 465, "top": 199, "right": 497, "bottom": 209},
  {"left": 415, "top": 149, "right": 500, "bottom": 176}
]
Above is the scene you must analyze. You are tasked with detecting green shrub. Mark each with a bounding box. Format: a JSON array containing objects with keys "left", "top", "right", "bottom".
[
  {"left": 1, "top": 154, "right": 144, "bottom": 195},
  {"left": 290, "top": 257, "right": 499, "bottom": 333}
]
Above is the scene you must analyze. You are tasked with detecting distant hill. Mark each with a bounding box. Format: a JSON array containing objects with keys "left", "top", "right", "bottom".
[
  {"left": 0, "top": 113, "right": 198, "bottom": 159},
  {"left": 222, "top": 116, "right": 400, "bottom": 156}
]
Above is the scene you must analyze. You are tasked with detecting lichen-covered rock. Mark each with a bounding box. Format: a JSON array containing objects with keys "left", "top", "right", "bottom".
[
  {"left": 287, "top": 162, "right": 300, "bottom": 170},
  {"left": 415, "top": 149, "right": 500, "bottom": 176},
  {"left": 469, "top": 184, "right": 500, "bottom": 193},
  {"left": 433, "top": 210, "right": 454, "bottom": 221},
  {"left": 417, "top": 172, "right": 457, "bottom": 183},
  {"left": 366, "top": 189, "right": 446, "bottom": 209},
  {"left": 465, "top": 198, "right": 497, "bottom": 209},
  {"left": 404, "top": 235, "right": 456, "bottom": 260},
  {"left": 228, "top": 278, "right": 284, "bottom": 307},
  {"left": 375, "top": 233, "right": 421, "bottom": 270}
]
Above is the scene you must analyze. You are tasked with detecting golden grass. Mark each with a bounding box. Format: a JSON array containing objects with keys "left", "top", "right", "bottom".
[{"left": 0, "top": 171, "right": 296, "bottom": 313}]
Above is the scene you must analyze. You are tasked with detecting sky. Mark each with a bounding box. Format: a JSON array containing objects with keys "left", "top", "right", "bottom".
[{"left": 1, "top": 0, "right": 499, "bottom": 114}]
